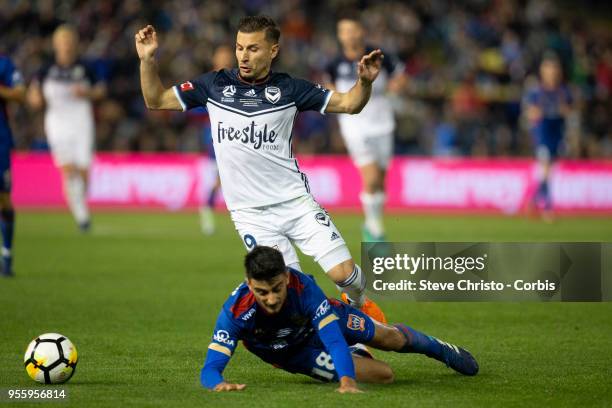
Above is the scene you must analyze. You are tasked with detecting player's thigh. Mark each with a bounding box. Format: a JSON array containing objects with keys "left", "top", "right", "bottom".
[
  {"left": 281, "top": 196, "right": 350, "bottom": 268},
  {"left": 353, "top": 355, "right": 394, "bottom": 384},
  {"left": 343, "top": 132, "right": 377, "bottom": 168},
  {"left": 283, "top": 345, "right": 340, "bottom": 382},
  {"left": 284, "top": 343, "right": 392, "bottom": 384},
  {"left": 74, "top": 131, "right": 94, "bottom": 170},
  {"left": 374, "top": 132, "right": 393, "bottom": 170},
  {"left": 230, "top": 208, "right": 300, "bottom": 266},
  {"left": 47, "top": 135, "right": 76, "bottom": 168}
]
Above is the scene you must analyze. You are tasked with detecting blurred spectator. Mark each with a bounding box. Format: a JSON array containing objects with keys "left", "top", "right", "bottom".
[{"left": 0, "top": 0, "right": 610, "bottom": 158}]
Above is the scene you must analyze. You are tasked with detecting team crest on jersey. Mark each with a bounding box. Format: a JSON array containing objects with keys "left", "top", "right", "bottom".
[
  {"left": 180, "top": 81, "right": 194, "bottom": 91},
  {"left": 347, "top": 314, "right": 365, "bottom": 331},
  {"left": 315, "top": 212, "right": 330, "bottom": 227},
  {"left": 264, "top": 86, "right": 281, "bottom": 104},
  {"left": 222, "top": 85, "right": 236, "bottom": 97}
]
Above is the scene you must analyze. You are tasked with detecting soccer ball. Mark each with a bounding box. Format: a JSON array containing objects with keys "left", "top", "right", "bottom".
[{"left": 23, "top": 333, "right": 78, "bottom": 384}]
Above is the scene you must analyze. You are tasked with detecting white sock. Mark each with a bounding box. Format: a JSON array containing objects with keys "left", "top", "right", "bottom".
[
  {"left": 66, "top": 175, "right": 89, "bottom": 225},
  {"left": 335, "top": 264, "right": 366, "bottom": 307},
  {"left": 360, "top": 191, "right": 385, "bottom": 237}
]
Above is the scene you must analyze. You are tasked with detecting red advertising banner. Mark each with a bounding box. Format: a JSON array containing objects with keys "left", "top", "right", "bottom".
[{"left": 12, "top": 153, "right": 612, "bottom": 213}]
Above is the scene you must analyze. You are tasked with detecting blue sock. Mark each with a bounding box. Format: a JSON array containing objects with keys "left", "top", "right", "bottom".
[
  {"left": 206, "top": 188, "right": 217, "bottom": 208},
  {"left": 394, "top": 324, "right": 442, "bottom": 357},
  {"left": 536, "top": 180, "right": 551, "bottom": 209},
  {"left": 0, "top": 208, "right": 14, "bottom": 273},
  {"left": 540, "top": 180, "right": 552, "bottom": 210}
]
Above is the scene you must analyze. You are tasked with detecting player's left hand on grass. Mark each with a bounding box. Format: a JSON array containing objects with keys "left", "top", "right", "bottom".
[
  {"left": 357, "top": 49, "right": 384, "bottom": 85},
  {"left": 213, "top": 382, "right": 246, "bottom": 392},
  {"left": 335, "top": 376, "right": 363, "bottom": 394}
]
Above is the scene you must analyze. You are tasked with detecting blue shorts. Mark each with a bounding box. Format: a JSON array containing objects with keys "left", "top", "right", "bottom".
[
  {"left": 0, "top": 146, "right": 11, "bottom": 193},
  {"left": 259, "top": 300, "right": 377, "bottom": 382},
  {"left": 533, "top": 120, "right": 564, "bottom": 161}
]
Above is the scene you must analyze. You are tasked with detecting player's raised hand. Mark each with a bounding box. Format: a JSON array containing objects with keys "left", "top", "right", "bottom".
[
  {"left": 357, "top": 49, "right": 384, "bottom": 85},
  {"left": 213, "top": 382, "right": 247, "bottom": 392},
  {"left": 135, "top": 25, "right": 158, "bottom": 62}
]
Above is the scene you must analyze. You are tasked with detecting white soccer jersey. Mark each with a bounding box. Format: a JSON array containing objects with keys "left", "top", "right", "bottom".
[
  {"left": 174, "top": 69, "right": 333, "bottom": 210},
  {"left": 39, "top": 62, "right": 97, "bottom": 141},
  {"left": 326, "top": 47, "right": 403, "bottom": 136}
]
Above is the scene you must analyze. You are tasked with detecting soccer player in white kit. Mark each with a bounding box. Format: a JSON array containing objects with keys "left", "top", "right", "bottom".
[
  {"left": 324, "top": 15, "right": 405, "bottom": 241},
  {"left": 136, "top": 16, "right": 386, "bottom": 322},
  {"left": 28, "top": 25, "right": 106, "bottom": 231}
]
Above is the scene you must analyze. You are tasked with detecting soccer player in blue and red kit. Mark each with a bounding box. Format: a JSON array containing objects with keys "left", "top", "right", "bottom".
[
  {"left": 524, "top": 52, "right": 572, "bottom": 221},
  {"left": 0, "top": 55, "right": 25, "bottom": 277},
  {"left": 201, "top": 246, "right": 478, "bottom": 393}
]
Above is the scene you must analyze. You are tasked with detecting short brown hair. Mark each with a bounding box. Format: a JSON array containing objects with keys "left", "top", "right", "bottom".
[
  {"left": 337, "top": 10, "right": 362, "bottom": 25},
  {"left": 237, "top": 15, "right": 280, "bottom": 44}
]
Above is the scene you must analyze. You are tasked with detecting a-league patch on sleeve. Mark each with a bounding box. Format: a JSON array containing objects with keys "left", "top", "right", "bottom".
[
  {"left": 180, "top": 81, "right": 194, "bottom": 91},
  {"left": 347, "top": 314, "right": 365, "bottom": 331}
]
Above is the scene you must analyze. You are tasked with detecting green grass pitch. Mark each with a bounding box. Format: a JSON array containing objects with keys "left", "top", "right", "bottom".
[{"left": 1, "top": 211, "right": 611, "bottom": 407}]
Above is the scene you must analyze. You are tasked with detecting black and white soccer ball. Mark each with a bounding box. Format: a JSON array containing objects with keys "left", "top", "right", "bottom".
[{"left": 23, "top": 333, "right": 78, "bottom": 384}]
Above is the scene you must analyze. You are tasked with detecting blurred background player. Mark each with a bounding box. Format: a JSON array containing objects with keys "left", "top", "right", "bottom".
[
  {"left": 199, "top": 45, "right": 234, "bottom": 235},
  {"left": 325, "top": 13, "right": 405, "bottom": 241},
  {"left": 27, "top": 25, "right": 106, "bottom": 232},
  {"left": 0, "top": 55, "right": 25, "bottom": 276},
  {"left": 523, "top": 52, "right": 572, "bottom": 221}
]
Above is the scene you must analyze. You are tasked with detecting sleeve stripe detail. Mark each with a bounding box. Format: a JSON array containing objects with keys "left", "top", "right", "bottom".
[
  {"left": 172, "top": 86, "right": 187, "bottom": 111},
  {"left": 318, "top": 314, "right": 339, "bottom": 330},
  {"left": 208, "top": 343, "right": 232, "bottom": 357},
  {"left": 319, "top": 90, "right": 334, "bottom": 115}
]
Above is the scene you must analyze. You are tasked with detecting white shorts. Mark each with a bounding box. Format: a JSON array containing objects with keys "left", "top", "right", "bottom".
[
  {"left": 341, "top": 131, "right": 393, "bottom": 169},
  {"left": 230, "top": 194, "right": 352, "bottom": 272},
  {"left": 47, "top": 132, "right": 94, "bottom": 168}
]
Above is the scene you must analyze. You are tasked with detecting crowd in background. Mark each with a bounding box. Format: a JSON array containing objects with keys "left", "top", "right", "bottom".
[{"left": 1, "top": 0, "right": 611, "bottom": 157}]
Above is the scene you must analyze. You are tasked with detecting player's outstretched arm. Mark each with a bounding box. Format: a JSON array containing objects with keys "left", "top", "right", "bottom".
[
  {"left": 0, "top": 84, "right": 25, "bottom": 103},
  {"left": 73, "top": 83, "right": 107, "bottom": 101},
  {"left": 135, "top": 25, "right": 182, "bottom": 110},
  {"left": 26, "top": 82, "right": 44, "bottom": 110},
  {"left": 325, "top": 49, "right": 384, "bottom": 114}
]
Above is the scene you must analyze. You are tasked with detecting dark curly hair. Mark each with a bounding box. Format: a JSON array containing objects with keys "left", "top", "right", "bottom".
[{"left": 244, "top": 246, "right": 286, "bottom": 281}]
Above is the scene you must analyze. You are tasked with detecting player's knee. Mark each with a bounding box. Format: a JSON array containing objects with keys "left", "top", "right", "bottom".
[
  {"left": 363, "top": 183, "right": 377, "bottom": 194},
  {"left": 364, "top": 175, "right": 382, "bottom": 193},
  {"left": 383, "top": 366, "right": 395, "bottom": 384},
  {"left": 376, "top": 365, "right": 394, "bottom": 384}
]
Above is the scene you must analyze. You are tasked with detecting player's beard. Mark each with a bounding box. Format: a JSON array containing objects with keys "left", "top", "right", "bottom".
[{"left": 240, "top": 66, "right": 257, "bottom": 80}]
